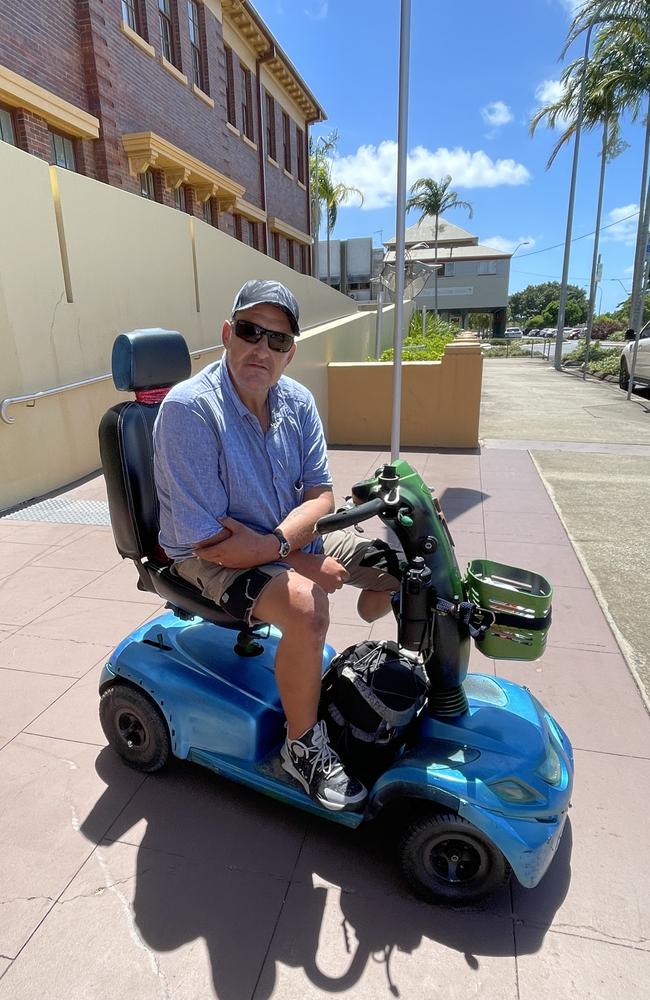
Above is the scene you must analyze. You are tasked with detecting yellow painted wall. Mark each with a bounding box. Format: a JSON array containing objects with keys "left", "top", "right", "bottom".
[
  {"left": 328, "top": 342, "right": 483, "bottom": 448},
  {"left": 0, "top": 141, "right": 366, "bottom": 511}
]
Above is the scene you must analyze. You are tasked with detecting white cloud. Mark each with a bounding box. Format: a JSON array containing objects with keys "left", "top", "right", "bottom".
[
  {"left": 482, "top": 235, "right": 537, "bottom": 254},
  {"left": 305, "top": 1, "right": 328, "bottom": 18},
  {"left": 533, "top": 79, "right": 571, "bottom": 129},
  {"left": 481, "top": 101, "right": 513, "bottom": 127},
  {"left": 603, "top": 204, "right": 640, "bottom": 245},
  {"left": 328, "top": 141, "right": 531, "bottom": 211}
]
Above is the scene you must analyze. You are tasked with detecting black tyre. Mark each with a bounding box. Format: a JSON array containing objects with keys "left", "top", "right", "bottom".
[
  {"left": 619, "top": 359, "right": 630, "bottom": 391},
  {"left": 99, "top": 684, "right": 170, "bottom": 772},
  {"left": 398, "top": 811, "right": 510, "bottom": 906}
]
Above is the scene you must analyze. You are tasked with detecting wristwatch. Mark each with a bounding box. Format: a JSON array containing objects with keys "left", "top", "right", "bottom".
[{"left": 272, "top": 528, "right": 291, "bottom": 559}]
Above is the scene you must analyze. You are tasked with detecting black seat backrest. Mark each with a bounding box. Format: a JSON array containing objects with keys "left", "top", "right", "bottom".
[{"left": 99, "top": 329, "right": 191, "bottom": 564}]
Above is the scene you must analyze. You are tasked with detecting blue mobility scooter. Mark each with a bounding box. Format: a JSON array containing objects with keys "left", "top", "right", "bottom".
[{"left": 98, "top": 330, "right": 573, "bottom": 906}]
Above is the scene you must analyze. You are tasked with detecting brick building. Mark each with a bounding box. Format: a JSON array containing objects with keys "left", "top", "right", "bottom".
[{"left": 0, "top": 0, "right": 325, "bottom": 271}]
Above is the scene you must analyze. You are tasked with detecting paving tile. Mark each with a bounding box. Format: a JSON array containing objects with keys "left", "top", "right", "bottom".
[
  {"left": 0, "top": 522, "right": 90, "bottom": 546},
  {"left": 33, "top": 529, "right": 122, "bottom": 572},
  {"left": 484, "top": 510, "right": 569, "bottom": 546},
  {"left": 326, "top": 621, "right": 372, "bottom": 652},
  {"left": 63, "top": 473, "right": 107, "bottom": 501},
  {"left": 516, "top": 924, "right": 650, "bottom": 1000},
  {"left": 0, "top": 838, "right": 286, "bottom": 1000},
  {"left": 0, "top": 668, "right": 73, "bottom": 743},
  {"left": 25, "top": 662, "right": 106, "bottom": 746},
  {"left": 0, "top": 566, "right": 99, "bottom": 627},
  {"left": 74, "top": 560, "right": 166, "bottom": 605},
  {"left": 0, "top": 633, "right": 112, "bottom": 678},
  {"left": 496, "top": 647, "right": 650, "bottom": 758},
  {"left": 0, "top": 541, "right": 43, "bottom": 581},
  {"left": 547, "top": 586, "right": 619, "bottom": 653},
  {"left": 442, "top": 504, "right": 485, "bottom": 531},
  {"left": 0, "top": 958, "right": 11, "bottom": 978},
  {"left": 104, "top": 757, "right": 306, "bottom": 877},
  {"left": 0, "top": 735, "right": 143, "bottom": 958},
  {"left": 480, "top": 488, "right": 557, "bottom": 516},
  {"left": 477, "top": 538, "right": 590, "bottom": 589},
  {"left": 512, "top": 750, "right": 650, "bottom": 950},
  {"left": 18, "top": 597, "right": 153, "bottom": 645},
  {"left": 254, "top": 878, "right": 517, "bottom": 1000}
]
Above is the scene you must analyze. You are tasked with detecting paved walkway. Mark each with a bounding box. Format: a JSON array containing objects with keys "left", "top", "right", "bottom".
[{"left": 0, "top": 366, "right": 649, "bottom": 998}]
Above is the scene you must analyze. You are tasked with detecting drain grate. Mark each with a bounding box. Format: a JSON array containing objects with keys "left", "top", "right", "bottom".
[{"left": 1, "top": 497, "right": 111, "bottom": 526}]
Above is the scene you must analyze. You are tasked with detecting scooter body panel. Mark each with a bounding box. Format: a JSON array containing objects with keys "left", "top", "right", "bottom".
[{"left": 101, "top": 615, "right": 573, "bottom": 883}]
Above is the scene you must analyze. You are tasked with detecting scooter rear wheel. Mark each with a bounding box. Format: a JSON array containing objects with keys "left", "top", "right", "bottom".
[
  {"left": 399, "top": 811, "right": 510, "bottom": 905},
  {"left": 100, "top": 684, "right": 170, "bottom": 773}
]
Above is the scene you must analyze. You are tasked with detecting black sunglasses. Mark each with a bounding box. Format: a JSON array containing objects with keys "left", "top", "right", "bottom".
[{"left": 233, "top": 319, "right": 295, "bottom": 353}]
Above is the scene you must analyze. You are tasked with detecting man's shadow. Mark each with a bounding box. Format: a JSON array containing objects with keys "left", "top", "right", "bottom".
[{"left": 81, "top": 748, "right": 572, "bottom": 999}]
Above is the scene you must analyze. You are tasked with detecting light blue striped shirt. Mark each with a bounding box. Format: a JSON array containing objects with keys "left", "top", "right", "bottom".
[{"left": 153, "top": 358, "right": 332, "bottom": 560}]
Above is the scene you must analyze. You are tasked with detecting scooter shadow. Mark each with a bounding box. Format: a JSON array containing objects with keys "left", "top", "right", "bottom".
[{"left": 81, "top": 749, "right": 572, "bottom": 999}]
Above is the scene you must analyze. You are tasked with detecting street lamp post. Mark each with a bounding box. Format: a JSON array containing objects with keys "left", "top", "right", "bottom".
[{"left": 555, "top": 22, "right": 594, "bottom": 371}]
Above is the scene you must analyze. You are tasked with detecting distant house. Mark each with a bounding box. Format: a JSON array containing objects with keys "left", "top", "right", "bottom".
[{"left": 383, "top": 218, "right": 510, "bottom": 336}]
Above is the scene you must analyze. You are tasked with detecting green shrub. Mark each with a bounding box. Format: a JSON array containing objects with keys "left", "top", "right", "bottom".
[{"left": 379, "top": 314, "right": 457, "bottom": 362}]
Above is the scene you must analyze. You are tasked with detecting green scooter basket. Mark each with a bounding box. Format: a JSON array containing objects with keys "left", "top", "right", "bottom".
[{"left": 463, "top": 559, "right": 552, "bottom": 661}]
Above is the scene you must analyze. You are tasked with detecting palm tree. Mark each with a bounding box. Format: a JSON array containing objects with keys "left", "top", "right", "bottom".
[
  {"left": 308, "top": 131, "right": 364, "bottom": 284},
  {"left": 405, "top": 176, "right": 473, "bottom": 316},
  {"left": 564, "top": 2, "right": 650, "bottom": 333}
]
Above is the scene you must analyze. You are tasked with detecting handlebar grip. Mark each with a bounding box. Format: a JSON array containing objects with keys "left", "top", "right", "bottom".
[{"left": 316, "top": 496, "right": 386, "bottom": 534}]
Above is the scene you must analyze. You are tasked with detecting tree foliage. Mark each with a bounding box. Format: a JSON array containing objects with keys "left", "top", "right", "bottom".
[{"left": 509, "top": 282, "right": 588, "bottom": 322}]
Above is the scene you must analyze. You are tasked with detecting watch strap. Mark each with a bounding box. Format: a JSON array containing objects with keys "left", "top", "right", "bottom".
[{"left": 272, "top": 528, "right": 291, "bottom": 555}]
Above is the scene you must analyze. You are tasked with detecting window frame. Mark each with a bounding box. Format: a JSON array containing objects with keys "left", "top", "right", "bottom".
[
  {"left": 173, "top": 184, "right": 187, "bottom": 212},
  {"left": 282, "top": 111, "right": 291, "bottom": 172},
  {"left": 443, "top": 262, "right": 455, "bottom": 277},
  {"left": 158, "top": 0, "right": 175, "bottom": 65},
  {"left": 0, "top": 104, "right": 16, "bottom": 146},
  {"left": 50, "top": 130, "right": 76, "bottom": 171},
  {"left": 140, "top": 169, "right": 156, "bottom": 200},
  {"left": 241, "top": 64, "right": 254, "bottom": 140},
  {"left": 187, "top": 0, "right": 204, "bottom": 91},
  {"left": 296, "top": 125, "right": 305, "bottom": 183},
  {"left": 477, "top": 260, "right": 497, "bottom": 276},
  {"left": 225, "top": 46, "right": 236, "bottom": 126},
  {"left": 265, "top": 92, "right": 276, "bottom": 160}
]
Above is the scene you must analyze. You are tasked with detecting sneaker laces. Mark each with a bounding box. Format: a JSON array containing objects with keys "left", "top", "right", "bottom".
[{"left": 303, "top": 724, "right": 344, "bottom": 783}]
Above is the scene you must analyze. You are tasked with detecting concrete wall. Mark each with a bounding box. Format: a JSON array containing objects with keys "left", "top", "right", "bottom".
[
  {"left": 328, "top": 341, "right": 483, "bottom": 448},
  {"left": 0, "top": 140, "right": 365, "bottom": 511}
]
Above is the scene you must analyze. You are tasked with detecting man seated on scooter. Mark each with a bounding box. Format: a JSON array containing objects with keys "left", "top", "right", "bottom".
[{"left": 153, "top": 279, "right": 401, "bottom": 813}]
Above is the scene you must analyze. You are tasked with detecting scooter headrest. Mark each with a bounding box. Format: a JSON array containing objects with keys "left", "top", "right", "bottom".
[{"left": 111, "top": 329, "right": 192, "bottom": 391}]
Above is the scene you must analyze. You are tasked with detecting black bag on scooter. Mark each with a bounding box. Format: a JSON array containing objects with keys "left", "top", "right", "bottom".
[{"left": 319, "top": 640, "right": 427, "bottom": 783}]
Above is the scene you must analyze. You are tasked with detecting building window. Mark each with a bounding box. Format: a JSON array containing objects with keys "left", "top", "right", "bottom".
[
  {"left": 50, "top": 131, "right": 76, "bottom": 170},
  {"left": 202, "top": 198, "right": 212, "bottom": 224},
  {"left": 173, "top": 185, "right": 187, "bottom": 211},
  {"left": 301, "top": 244, "right": 309, "bottom": 274},
  {"left": 296, "top": 126, "right": 305, "bottom": 183},
  {"left": 443, "top": 262, "right": 455, "bottom": 276},
  {"left": 225, "top": 46, "right": 236, "bottom": 126},
  {"left": 477, "top": 260, "right": 497, "bottom": 275},
  {"left": 282, "top": 111, "right": 291, "bottom": 172},
  {"left": 265, "top": 92, "right": 276, "bottom": 160},
  {"left": 187, "top": 1, "right": 204, "bottom": 91},
  {"left": 140, "top": 169, "right": 156, "bottom": 199},
  {"left": 273, "top": 231, "right": 280, "bottom": 260},
  {"left": 241, "top": 65, "right": 253, "bottom": 140},
  {"left": 158, "top": 0, "right": 176, "bottom": 64},
  {"left": 0, "top": 105, "right": 15, "bottom": 145}
]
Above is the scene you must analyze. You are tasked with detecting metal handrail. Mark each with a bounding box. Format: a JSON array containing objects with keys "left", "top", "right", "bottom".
[{"left": 1, "top": 342, "right": 223, "bottom": 425}]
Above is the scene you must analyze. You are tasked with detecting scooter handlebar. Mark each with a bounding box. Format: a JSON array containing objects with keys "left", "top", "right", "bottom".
[{"left": 316, "top": 496, "right": 387, "bottom": 534}]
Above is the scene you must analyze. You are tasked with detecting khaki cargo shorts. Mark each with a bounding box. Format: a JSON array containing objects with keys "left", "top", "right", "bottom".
[{"left": 173, "top": 529, "right": 402, "bottom": 625}]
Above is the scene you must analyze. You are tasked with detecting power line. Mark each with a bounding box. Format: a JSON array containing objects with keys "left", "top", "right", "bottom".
[{"left": 517, "top": 210, "right": 640, "bottom": 258}]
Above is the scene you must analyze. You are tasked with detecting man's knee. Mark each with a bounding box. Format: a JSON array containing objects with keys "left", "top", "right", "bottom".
[{"left": 255, "top": 572, "right": 330, "bottom": 637}]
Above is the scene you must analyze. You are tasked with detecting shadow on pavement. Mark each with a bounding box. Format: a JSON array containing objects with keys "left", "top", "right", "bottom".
[{"left": 80, "top": 749, "right": 572, "bottom": 999}]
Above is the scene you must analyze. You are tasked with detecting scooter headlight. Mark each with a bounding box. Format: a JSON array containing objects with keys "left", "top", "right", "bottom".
[
  {"left": 537, "top": 742, "right": 562, "bottom": 786},
  {"left": 490, "top": 779, "right": 541, "bottom": 804}
]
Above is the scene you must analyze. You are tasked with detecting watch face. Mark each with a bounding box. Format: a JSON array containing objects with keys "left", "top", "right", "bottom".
[{"left": 279, "top": 540, "right": 291, "bottom": 558}]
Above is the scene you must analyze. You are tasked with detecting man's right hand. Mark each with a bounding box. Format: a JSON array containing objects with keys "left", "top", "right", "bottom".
[{"left": 285, "top": 552, "right": 349, "bottom": 594}]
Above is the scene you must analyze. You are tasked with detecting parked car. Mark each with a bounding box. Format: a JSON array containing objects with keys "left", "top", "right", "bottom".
[
  {"left": 620, "top": 322, "right": 650, "bottom": 390},
  {"left": 540, "top": 327, "right": 557, "bottom": 338},
  {"left": 527, "top": 328, "right": 541, "bottom": 337},
  {"left": 504, "top": 327, "right": 524, "bottom": 338}
]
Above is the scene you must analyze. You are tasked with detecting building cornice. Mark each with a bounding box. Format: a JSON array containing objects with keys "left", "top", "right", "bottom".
[
  {"left": 0, "top": 63, "right": 99, "bottom": 138},
  {"left": 268, "top": 216, "right": 311, "bottom": 244},
  {"left": 221, "top": 0, "right": 325, "bottom": 122},
  {"left": 122, "top": 132, "right": 245, "bottom": 206}
]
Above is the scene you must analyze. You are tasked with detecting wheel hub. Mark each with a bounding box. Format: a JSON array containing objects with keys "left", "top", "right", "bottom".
[
  {"left": 116, "top": 710, "right": 149, "bottom": 751},
  {"left": 426, "top": 835, "right": 487, "bottom": 884}
]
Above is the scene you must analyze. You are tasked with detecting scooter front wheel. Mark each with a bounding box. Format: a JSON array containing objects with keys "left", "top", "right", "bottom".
[
  {"left": 398, "top": 811, "right": 510, "bottom": 906},
  {"left": 100, "top": 684, "right": 170, "bottom": 773}
]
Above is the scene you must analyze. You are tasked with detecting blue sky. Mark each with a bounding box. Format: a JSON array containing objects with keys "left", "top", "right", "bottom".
[{"left": 253, "top": 0, "right": 641, "bottom": 314}]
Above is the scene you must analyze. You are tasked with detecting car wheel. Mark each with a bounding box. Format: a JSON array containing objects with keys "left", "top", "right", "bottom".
[
  {"left": 398, "top": 811, "right": 511, "bottom": 906},
  {"left": 100, "top": 684, "right": 170, "bottom": 772},
  {"left": 619, "top": 359, "right": 630, "bottom": 391}
]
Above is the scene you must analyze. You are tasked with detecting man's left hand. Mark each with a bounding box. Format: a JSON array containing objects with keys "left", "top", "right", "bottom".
[{"left": 194, "top": 517, "right": 278, "bottom": 568}]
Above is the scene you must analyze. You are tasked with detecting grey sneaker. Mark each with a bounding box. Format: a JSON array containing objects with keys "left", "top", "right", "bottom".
[{"left": 281, "top": 721, "right": 367, "bottom": 812}]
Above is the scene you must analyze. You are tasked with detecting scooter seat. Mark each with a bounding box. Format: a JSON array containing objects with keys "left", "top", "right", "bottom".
[{"left": 144, "top": 559, "right": 265, "bottom": 630}]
